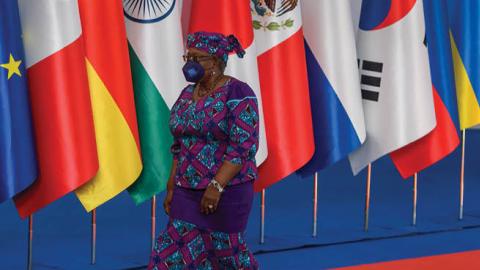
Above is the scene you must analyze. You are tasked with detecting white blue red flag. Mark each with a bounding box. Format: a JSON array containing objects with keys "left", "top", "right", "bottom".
[{"left": 298, "top": 0, "right": 366, "bottom": 176}]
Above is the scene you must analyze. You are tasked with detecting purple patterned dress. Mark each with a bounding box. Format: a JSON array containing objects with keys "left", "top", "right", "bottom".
[{"left": 148, "top": 78, "right": 259, "bottom": 270}]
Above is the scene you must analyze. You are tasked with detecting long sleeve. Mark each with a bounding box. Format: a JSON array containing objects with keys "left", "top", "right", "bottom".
[{"left": 224, "top": 83, "right": 259, "bottom": 165}]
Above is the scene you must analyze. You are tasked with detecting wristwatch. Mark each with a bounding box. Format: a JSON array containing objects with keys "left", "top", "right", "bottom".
[{"left": 208, "top": 178, "right": 224, "bottom": 193}]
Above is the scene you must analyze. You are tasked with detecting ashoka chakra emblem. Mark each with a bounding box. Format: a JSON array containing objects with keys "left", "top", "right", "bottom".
[{"left": 123, "top": 0, "right": 175, "bottom": 23}]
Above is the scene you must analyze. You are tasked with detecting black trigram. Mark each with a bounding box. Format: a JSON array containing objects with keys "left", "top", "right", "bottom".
[{"left": 358, "top": 59, "right": 383, "bottom": 102}]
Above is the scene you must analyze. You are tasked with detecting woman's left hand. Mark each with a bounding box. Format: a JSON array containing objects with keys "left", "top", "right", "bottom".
[{"left": 200, "top": 185, "right": 221, "bottom": 214}]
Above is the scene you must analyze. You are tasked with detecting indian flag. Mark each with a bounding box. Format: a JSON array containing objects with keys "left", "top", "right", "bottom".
[{"left": 124, "top": 0, "right": 186, "bottom": 204}]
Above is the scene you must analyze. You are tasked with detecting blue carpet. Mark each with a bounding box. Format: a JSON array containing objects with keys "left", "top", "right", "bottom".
[
  {"left": 1, "top": 130, "right": 480, "bottom": 269},
  {"left": 255, "top": 227, "right": 480, "bottom": 269}
]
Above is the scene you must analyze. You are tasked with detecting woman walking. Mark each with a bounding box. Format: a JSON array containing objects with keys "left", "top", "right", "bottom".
[{"left": 148, "top": 31, "right": 260, "bottom": 270}]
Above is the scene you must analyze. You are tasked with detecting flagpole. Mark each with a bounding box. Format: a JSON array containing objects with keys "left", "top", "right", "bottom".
[
  {"left": 412, "top": 173, "right": 418, "bottom": 226},
  {"left": 151, "top": 195, "right": 157, "bottom": 250},
  {"left": 364, "top": 164, "right": 372, "bottom": 232},
  {"left": 91, "top": 209, "right": 96, "bottom": 265},
  {"left": 27, "top": 214, "right": 33, "bottom": 270},
  {"left": 260, "top": 189, "right": 265, "bottom": 244},
  {"left": 459, "top": 129, "right": 466, "bottom": 220},
  {"left": 313, "top": 172, "right": 318, "bottom": 237}
]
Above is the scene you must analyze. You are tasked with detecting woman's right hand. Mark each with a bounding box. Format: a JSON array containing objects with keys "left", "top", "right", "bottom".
[{"left": 163, "top": 189, "right": 174, "bottom": 215}]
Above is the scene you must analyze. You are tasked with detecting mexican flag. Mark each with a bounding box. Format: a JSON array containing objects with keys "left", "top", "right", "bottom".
[{"left": 124, "top": 0, "right": 186, "bottom": 204}]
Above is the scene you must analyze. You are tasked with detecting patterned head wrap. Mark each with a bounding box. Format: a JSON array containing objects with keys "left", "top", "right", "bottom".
[{"left": 186, "top": 31, "right": 245, "bottom": 63}]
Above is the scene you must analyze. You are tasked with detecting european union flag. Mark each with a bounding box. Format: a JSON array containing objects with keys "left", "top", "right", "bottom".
[{"left": 0, "top": 0, "right": 37, "bottom": 203}]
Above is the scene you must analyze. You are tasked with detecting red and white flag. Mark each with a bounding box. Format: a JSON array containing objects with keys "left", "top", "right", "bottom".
[
  {"left": 14, "top": 0, "right": 99, "bottom": 218},
  {"left": 389, "top": 0, "right": 460, "bottom": 178},
  {"left": 348, "top": 0, "right": 436, "bottom": 174},
  {"left": 252, "top": 0, "right": 314, "bottom": 191}
]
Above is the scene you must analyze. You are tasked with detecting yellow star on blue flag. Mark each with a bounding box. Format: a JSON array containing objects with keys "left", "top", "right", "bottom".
[
  {"left": 0, "top": 0, "right": 38, "bottom": 203},
  {"left": 1, "top": 54, "right": 22, "bottom": 79}
]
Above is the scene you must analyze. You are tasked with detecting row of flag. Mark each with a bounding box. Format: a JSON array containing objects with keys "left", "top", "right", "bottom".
[
  {"left": 0, "top": 0, "right": 142, "bottom": 218},
  {"left": 0, "top": 0, "right": 478, "bottom": 218},
  {"left": 259, "top": 0, "right": 476, "bottom": 187}
]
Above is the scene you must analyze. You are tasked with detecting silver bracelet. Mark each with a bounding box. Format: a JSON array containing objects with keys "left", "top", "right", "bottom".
[{"left": 209, "top": 178, "right": 224, "bottom": 193}]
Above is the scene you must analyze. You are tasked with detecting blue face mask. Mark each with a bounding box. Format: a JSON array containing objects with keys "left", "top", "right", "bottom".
[{"left": 182, "top": 61, "right": 205, "bottom": 83}]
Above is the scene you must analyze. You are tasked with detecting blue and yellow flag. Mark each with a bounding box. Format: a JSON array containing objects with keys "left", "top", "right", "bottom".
[
  {"left": 448, "top": 0, "right": 480, "bottom": 129},
  {"left": 0, "top": 0, "right": 38, "bottom": 203}
]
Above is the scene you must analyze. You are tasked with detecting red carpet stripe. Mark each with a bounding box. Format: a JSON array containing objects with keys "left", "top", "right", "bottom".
[{"left": 334, "top": 250, "right": 480, "bottom": 270}]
